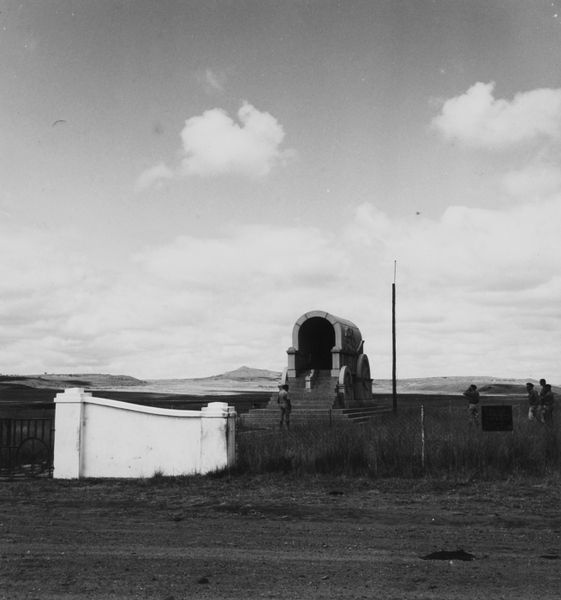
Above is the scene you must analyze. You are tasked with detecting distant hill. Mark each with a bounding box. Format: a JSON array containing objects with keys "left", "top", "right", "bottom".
[
  {"left": 0, "top": 373, "right": 148, "bottom": 406},
  {"left": 139, "top": 366, "right": 283, "bottom": 394},
  {"left": 0, "top": 373, "right": 146, "bottom": 390},
  {"left": 0, "top": 369, "right": 281, "bottom": 398},
  {"left": 373, "top": 376, "right": 558, "bottom": 395},
  {"left": 2, "top": 370, "right": 558, "bottom": 397},
  {"left": 193, "top": 366, "right": 282, "bottom": 382}
]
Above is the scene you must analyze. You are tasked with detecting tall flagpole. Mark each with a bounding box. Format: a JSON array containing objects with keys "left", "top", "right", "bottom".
[{"left": 392, "top": 260, "right": 397, "bottom": 413}]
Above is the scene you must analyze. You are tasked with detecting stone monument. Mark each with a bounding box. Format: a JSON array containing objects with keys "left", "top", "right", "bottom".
[
  {"left": 241, "top": 310, "right": 382, "bottom": 427},
  {"left": 283, "top": 310, "right": 373, "bottom": 407}
]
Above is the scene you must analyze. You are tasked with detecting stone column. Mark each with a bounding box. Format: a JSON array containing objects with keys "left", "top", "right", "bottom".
[
  {"left": 287, "top": 346, "right": 298, "bottom": 377},
  {"left": 200, "top": 402, "right": 237, "bottom": 474},
  {"left": 53, "top": 388, "right": 92, "bottom": 479},
  {"left": 331, "top": 346, "right": 342, "bottom": 376}
]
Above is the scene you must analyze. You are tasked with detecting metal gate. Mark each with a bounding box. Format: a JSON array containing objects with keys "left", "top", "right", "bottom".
[{"left": 0, "top": 416, "right": 54, "bottom": 479}]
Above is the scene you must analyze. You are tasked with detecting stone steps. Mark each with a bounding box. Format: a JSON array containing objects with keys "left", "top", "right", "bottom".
[
  {"left": 273, "top": 372, "right": 336, "bottom": 410},
  {"left": 241, "top": 368, "right": 386, "bottom": 429},
  {"left": 240, "top": 404, "right": 391, "bottom": 429}
]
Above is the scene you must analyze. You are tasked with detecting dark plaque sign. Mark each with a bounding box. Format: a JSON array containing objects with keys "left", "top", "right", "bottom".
[{"left": 481, "top": 405, "right": 513, "bottom": 431}]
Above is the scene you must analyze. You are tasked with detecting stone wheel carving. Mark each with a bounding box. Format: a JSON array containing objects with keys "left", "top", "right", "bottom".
[
  {"left": 356, "top": 354, "right": 372, "bottom": 402},
  {"left": 337, "top": 366, "right": 354, "bottom": 407}
]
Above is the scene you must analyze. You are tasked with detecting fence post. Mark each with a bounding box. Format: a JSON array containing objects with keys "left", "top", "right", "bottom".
[{"left": 420, "top": 404, "right": 426, "bottom": 472}]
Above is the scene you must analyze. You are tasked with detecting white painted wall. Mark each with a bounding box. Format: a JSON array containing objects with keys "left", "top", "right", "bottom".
[{"left": 53, "top": 388, "right": 236, "bottom": 479}]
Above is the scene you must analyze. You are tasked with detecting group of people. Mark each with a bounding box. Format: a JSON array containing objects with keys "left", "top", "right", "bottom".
[
  {"left": 526, "top": 379, "right": 555, "bottom": 423},
  {"left": 279, "top": 379, "right": 556, "bottom": 429},
  {"left": 463, "top": 379, "right": 556, "bottom": 424}
]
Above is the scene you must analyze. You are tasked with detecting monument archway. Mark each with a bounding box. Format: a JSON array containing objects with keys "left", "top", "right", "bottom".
[
  {"left": 285, "top": 310, "right": 373, "bottom": 407},
  {"left": 241, "top": 309, "right": 381, "bottom": 427},
  {"left": 298, "top": 317, "right": 335, "bottom": 370}
]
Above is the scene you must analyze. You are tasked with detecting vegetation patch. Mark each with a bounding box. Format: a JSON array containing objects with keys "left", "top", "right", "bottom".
[{"left": 237, "top": 404, "right": 561, "bottom": 479}]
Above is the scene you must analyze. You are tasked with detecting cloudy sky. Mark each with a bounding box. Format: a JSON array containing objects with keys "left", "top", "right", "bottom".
[{"left": 2, "top": 1, "right": 561, "bottom": 383}]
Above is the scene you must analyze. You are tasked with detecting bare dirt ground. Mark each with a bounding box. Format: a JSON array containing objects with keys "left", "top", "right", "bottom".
[{"left": 1, "top": 475, "right": 560, "bottom": 600}]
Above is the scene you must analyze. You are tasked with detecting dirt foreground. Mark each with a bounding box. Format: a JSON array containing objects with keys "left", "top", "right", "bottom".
[{"left": 1, "top": 475, "right": 560, "bottom": 599}]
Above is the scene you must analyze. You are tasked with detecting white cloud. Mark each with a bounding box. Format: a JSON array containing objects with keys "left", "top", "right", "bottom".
[
  {"left": 135, "top": 103, "right": 291, "bottom": 189},
  {"left": 135, "top": 224, "right": 346, "bottom": 289},
  {"left": 351, "top": 201, "right": 560, "bottom": 292},
  {"left": 180, "top": 102, "right": 288, "bottom": 178},
  {"left": 2, "top": 200, "right": 561, "bottom": 382},
  {"left": 432, "top": 82, "right": 561, "bottom": 149},
  {"left": 344, "top": 199, "right": 561, "bottom": 380},
  {"left": 102, "top": 197, "right": 561, "bottom": 383},
  {"left": 502, "top": 163, "right": 561, "bottom": 198},
  {"left": 134, "top": 162, "right": 174, "bottom": 192}
]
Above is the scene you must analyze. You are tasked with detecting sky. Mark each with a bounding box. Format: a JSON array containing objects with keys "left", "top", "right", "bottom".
[{"left": 1, "top": 0, "right": 561, "bottom": 383}]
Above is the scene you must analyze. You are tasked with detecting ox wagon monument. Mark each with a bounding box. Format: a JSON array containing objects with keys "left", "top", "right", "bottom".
[{"left": 243, "top": 310, "right": 387, "bottom": 427}]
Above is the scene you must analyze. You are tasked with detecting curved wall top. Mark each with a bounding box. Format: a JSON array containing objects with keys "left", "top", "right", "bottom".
[{"left": 292, "top": 310, "right": 363, "bottom": 354}]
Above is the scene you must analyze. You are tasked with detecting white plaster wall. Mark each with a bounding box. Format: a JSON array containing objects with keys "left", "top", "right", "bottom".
[
  {"left": 81, "top": 401, "right": 201, "bottom": 478},
  {"left": 53, "top": 389, "right": 236, "bottom": 479}
]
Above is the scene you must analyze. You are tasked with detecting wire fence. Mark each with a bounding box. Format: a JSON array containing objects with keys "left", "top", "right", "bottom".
[
  {"left": 236, "top": 397, "right": 561, "bottom": 478},
  {"left": 368, "top": 399, "right": 559, "bottom": 477}
]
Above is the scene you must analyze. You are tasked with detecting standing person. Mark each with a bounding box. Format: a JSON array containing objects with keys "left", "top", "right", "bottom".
[
  {"left": 539, "top": 378, "right": 548, "bottom": 422},
  {"left": 526, "top": 382, "right": 540, "bottom": 421},
  {"left": 277, "top": 384, "right": 291, "bottom": 430},
  {"left": 540, "top": 384, "right": 555, "bottom": 424},
  {"left": 463, "top": 384, "right": 480, "bottom": 422}
]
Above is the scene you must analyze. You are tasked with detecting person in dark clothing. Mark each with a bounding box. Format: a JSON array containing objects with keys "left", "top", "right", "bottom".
[
  {"left": 539, "top": 379, "right": 548, "bottom": 422},
  {"left": 277, "top": 384, "right": 291, "bottom": 429},
  {"left": 540, "top": 383, "right": 555, "bottom": 424},
  {"left": 539, "top": 378, "right": 547, "bottom": 400},
  {"left": 463, "top": 384, "right": 480, "bottom": 422},
  {"left": 526, "top": 382, "right": 540, "bottom": 421}
]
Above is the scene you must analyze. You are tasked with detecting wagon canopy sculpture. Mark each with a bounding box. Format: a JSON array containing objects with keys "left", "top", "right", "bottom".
[
  {"left": 241, "top": 310, "right": 381, "bottom": 428},
  {"left": 283, "top": 310, "right": 373, "bottom": 407}
]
